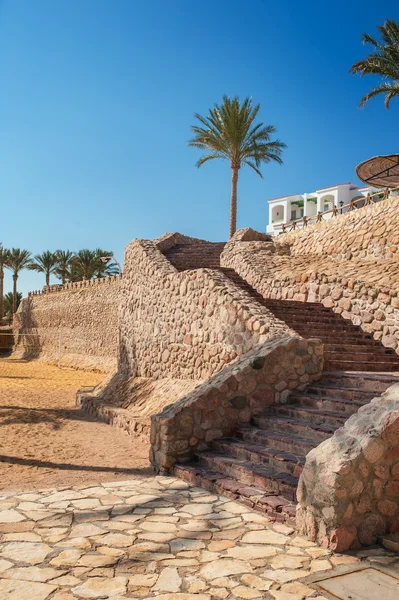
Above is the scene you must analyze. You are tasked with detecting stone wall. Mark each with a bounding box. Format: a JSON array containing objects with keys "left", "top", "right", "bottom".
[
  {"left": 150, "top": 335, "right": 323, "bottom": 472},
  {"left": 297, "top": 381, "right": 399, "bottom": 551},
  {"left": 222, "top": 229, "right": 399, "bottom": 355},
  {"left": 117, "top": 236, "right": 296, "bottom": 381},
  {"left": 13, "top": 279, "right": 120, "bottom": 372},
  {"left": 275, "top": 195, "right": 399, "bottom": 260}
]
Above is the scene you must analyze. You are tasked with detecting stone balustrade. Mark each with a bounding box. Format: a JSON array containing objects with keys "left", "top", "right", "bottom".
[
  {"left": 297, "top": 381, "right": 399, "bottom": 551},
  {"left": 150, "top": 335, "right": 323, "bottom": 472}
]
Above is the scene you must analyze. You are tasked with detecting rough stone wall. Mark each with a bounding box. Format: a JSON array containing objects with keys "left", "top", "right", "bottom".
[
  {"left": 117, "top": 237, "right": 296, "bottom": 381},
  {"left": 13, "top": 279, "right": 120, "bottom": 372},
  {"left": 222, "top": 229, "right": 399, "bottom": 355},
  {"left": 150, "top": 335, "right": 323, "bottom": 472},
  {"left": 297, "top": 382, "right": 399, "bottom": 551},
  {"left": 275, "top": 195, "right": 399, "bottom": 260}
]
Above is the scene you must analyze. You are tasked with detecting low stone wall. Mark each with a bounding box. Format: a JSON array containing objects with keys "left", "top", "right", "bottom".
[
  {"left": 0, "top": 326, "right": 13, "bottom": 353},
  {"left": 275, "top": 195, "right": 399, "bottom": 260},
  {"left": 13, "top": 280, "right": 120, "bottom": 372},
  {"left": 297, "top": 381, "right": 399, "bottom": 551},
  {"left": 222, "top": 230, "right": 399, "bottom": 355},
  {"left": 118, "top": 237, "right": 296, "bottom": 381},
  {"left": 150, "top": 335, "right": 323, "bottom": 472}
]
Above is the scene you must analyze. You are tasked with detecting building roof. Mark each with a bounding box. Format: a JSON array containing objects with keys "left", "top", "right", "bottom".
[{"left": 268, "top": 182, "right": 352, "bottom": 202}]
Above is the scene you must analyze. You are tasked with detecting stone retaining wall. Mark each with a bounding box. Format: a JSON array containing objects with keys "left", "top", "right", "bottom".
[
  {"left": 275, "top": 195, "right": 399, "bottom": 260},
  {"left": 13, "top": 281, "right": 120, "bottom": 372},
  {"left": 150, "top": 335, "right": 323, "bottom": 472},
  {"left": 222, "top": 230, "right": 399, "bottom": 355},
  {"left": 117, "top": 237, "right": 296, "bottom": 381},
  {"left": 297, "top": 382, "right": 399, "bottom": 551}
]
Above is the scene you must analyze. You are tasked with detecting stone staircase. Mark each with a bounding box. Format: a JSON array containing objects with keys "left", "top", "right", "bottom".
[{"left": 163, "top": 242, "right": 399, "bottom": 521}]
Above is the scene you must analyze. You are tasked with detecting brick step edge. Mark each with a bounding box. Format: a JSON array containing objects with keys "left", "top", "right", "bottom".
[{"left": 173, "top": 463, "right": 296, "bottom": 524}]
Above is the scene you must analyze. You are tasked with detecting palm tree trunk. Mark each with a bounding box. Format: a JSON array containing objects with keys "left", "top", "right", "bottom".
[
  {"left": 46, "top": 271, "right": 50, "bottom": 287},
  {"left": 12, "top": 274, "right": 17, "bottom": 314},
  {"left": 230, "top": 167, "right": 239, "bottom": 238},
  {"left": 0, "top": 271, "right": 3, "bottom": 322}
]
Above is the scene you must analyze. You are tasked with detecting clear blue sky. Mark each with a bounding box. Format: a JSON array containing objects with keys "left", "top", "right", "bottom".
[{"left": 1, "top": 0, "right": 398, "bottom": 295}]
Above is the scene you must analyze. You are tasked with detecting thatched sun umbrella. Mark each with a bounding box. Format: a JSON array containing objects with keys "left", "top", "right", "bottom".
[{"left": 356, "top": 154, "right": 399, "bottom": 187}]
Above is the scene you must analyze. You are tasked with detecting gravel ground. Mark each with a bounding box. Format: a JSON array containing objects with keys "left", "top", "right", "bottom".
[{"left": 0, "top": 357, "right": 152, "bottom": 492}]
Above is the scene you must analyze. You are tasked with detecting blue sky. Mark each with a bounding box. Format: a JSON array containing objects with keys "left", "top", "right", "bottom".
[{"left": 1, "top": 0, "right": 398, "bottom": 295}]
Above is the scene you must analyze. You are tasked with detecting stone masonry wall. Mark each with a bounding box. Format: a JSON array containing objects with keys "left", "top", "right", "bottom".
[
  {"left": 117, "top": 236, "right": 296, "bottom": 381},
  {"left": 222, "top": 229, "right": 399, "bottom": 355},
  {"left": 13, "top": 279, "right": 120, "bottom": 372},
  {"left": 150, "top": 335, "right": 323, "bottom": 472},
  {"left": 275, "top": 195, "right": 399, "bottom": 260},
  {"left": 297, "top": 382, "right": 399, "bottom": 551}
]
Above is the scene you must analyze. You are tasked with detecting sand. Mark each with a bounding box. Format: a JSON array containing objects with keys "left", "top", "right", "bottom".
[{"left": 0, "top": 357, "right": 152, "bottom": 492}]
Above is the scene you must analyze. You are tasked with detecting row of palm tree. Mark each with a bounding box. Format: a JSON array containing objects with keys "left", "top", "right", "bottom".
[{"left": 0, "top": 246, "right": 120, "bottom": 319}]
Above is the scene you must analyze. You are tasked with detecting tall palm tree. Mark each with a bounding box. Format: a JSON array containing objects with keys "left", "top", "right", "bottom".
[
  {"left": 28, "top": 250, "right": 58, "bottom": 286},
  {"left": 0, "top": 245, "right": 10, "bottom": 322},
  {"left": 5, "top": 249, "right": 32, "bottom": 313},
  {"left": 54, "top": 250, "right": 75, "bottom": 284},
  {"left": 350, "top": 19, "right": 399, "bottom": 108},
  {"left": 4, "top": 292, "right": 22, "bottom": 324},
  {"left": 189, "top": 95, "right": 286, "bottom": 238}
]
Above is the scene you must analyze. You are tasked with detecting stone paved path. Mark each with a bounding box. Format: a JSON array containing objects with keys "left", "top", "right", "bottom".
[{"left": 0, "top": 476, "right": 398, "bottom": 599}]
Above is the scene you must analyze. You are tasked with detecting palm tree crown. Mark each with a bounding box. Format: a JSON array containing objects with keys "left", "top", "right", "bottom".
[
  {"left": 29, "top": 251, "right": 58, "bottom": 287},
  {"left": 54, "top": 250, "right": 76, "bottom": 284},
  {"left": 350, "top": 19, "right": 399, "bottom": 108},
  {"left": 189, "top": 95, "right": 286, "bottom": 237},
  {"left": 5, "top": 248, "right": 32, "bottom": 313}
]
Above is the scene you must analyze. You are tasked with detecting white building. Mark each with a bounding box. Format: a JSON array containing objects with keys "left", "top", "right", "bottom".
[{"left": 266, "top": 182, "right": 380, "bottom": 235}]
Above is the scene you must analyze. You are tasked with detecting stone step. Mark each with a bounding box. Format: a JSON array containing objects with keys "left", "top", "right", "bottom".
[
  {"left": 316, "top": 372, "right": 399, "bottom": 391},
  {"left": 172, "top": 463, "right": 297, "bottom": 521},
  {"left": 253, "top": 413, "right": 335, "bottom": 443},
  {"left": 289, "top": 392, "right": 366, "bottom": 414},
  {"left": 325, "top": 343, "right": 395, "bottom": 355},
  {"left": 324, "top": 360, "right": 399, "bottom": 372},
  {"left": 194, "top": 451, "right": 298, "bottom": 500},
  {"left": 268, "top": 404, "right": 349, "bottom": 428},
  {"left": 211, "top": 438, "right": 304, "bottom": 476},
  {"left": 325, "top": 350, "right": 399, "bottom": 363},
  {"left": 235, "top": 426, "right": 315, "bottom": 457},
  {"left": 305, "top": 385, "right": 378, "bottom": 401}
]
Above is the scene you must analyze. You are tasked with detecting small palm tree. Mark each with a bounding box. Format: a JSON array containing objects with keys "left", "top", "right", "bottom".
[
  {"left": 4, "top": 292, "right": 22, "bottom": 323},
  {"left": 350, "top": 19, "right": 399, "bottom": 108},
  {"left": 92, "top": 249, "right": 120, "bottom": 278},
  {"left": 0, "top": 245, "right": 10, "bottom": 322},
  {"left": 5, "top": 249, "right": 32, "bottom": 313},
  {"left": 189, "top": 95, "right": 286, "bottom": 238},
  {"left": 29, "top": 251, "right": 58, "bottom": 286},
  {"left": 54, "top": 250, "right": 76, "bottom": 284},
  {"left": 73, "top": 249, "right": 97, "bottom": 281}
]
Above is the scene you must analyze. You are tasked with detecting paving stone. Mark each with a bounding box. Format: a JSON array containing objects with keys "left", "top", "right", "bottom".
[
  {"left": 261, "top": 569, "right": 310, "bottom": 584},
  {"left": 0, "top": 558, "right": 13, "bottom": 572},
  {"left": 72, "top": 576, "right": 127, "bottom": 598},
  {"left": 129, "top": 573, "right": 159, "bottom": 586},
  {"left": 241, "top": 530, "right": 291, "bottom": 545},
  {"left": 208, "top": 587, "right": 229, "bottom": 599},
  {"left": 50, "top": 548, "right": 84, "bottom": 566},
  {"left": 200, "top": 558, "right": 253, "bottom": 580},
  {"left": 1, "top": 541, "right": 52, "bottom": 564},
  {"left": 0, "top": 579, "right": 57, "bottom": 600},
  {"left": 241, "top": 573, "right": 273, "bottom": 590},
  {"left": 148, "top": 595, "right": 210, "bottom": 600},
  {"left": 180, "top": 503, "right": 215, "bottom": 515},
  {"left": 281, "top": 581, "right": 317, "bottom": 597},
  {"left": 153, "top": 566, "right": 182, "bottom": 592},
  {"left": 227, "top": 545, "right": 281, "bottom": 560},
  {"left": 0, "top": 509, "right": 26, "bottom": 523},
  {"left": 2, "top": 566, "right": 65, "bottom": 582},
  {"left": 234, "top": 585, "right": 264, "bottom": 598},
  {"left": 270, "top": 554, "right": 309, "bottom": 569},
  {"left": 170, "top": 538, "right": 206, "bottom": 552},
  {"left": 69, "top": 523, "right": 105, "bottom": 538},
  {"left": 77, "top": 553, "right": 119, "bottom": 567}
]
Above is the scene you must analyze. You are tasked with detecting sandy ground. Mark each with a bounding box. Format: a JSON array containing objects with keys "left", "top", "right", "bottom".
[{"left": 0, "top": 357, "right": 152, "bottom": 492}]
